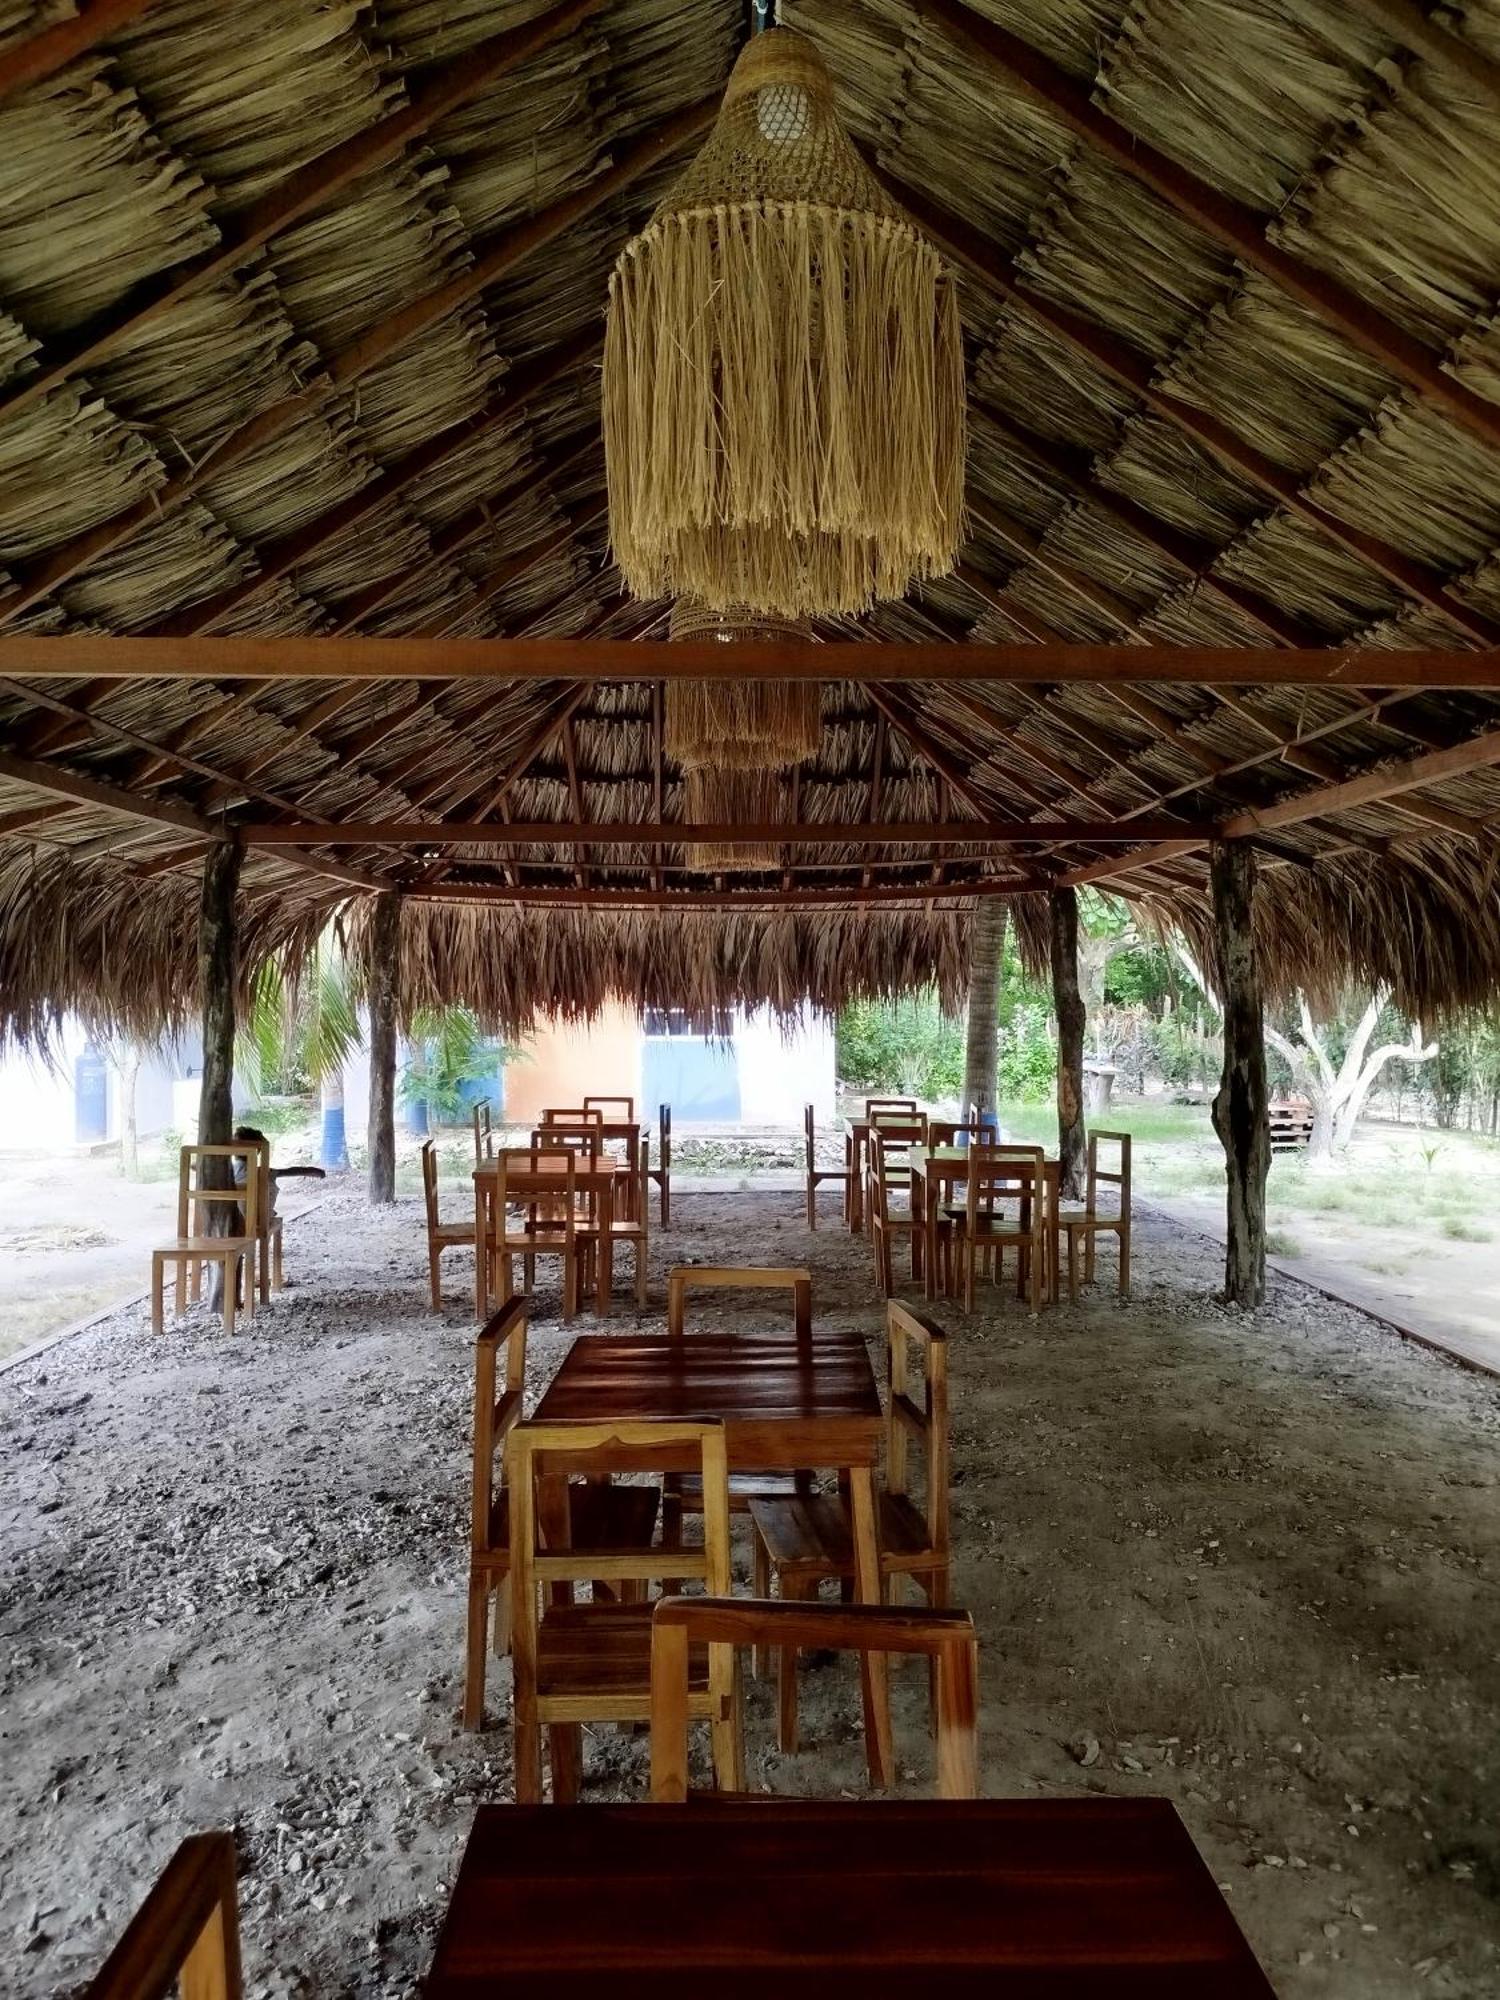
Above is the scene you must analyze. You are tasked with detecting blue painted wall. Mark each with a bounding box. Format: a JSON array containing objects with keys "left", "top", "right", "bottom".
[{"left": 642, "top": 1035, "right": 740, "bottom": 1120}]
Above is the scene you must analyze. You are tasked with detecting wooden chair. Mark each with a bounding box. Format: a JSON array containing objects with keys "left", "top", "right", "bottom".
[
  {"left": 946, "top": 1146, "right": 1046, "bottom": 1313},
  {"left": 534, "top": 1118, "right": 603, "bottom": 1160},
  {"left": 803, "top": 1101, "right": 853, "bottom": 1228},
  {"left": 927, "top": 1112, "right": 980, "bottom": 1146},
  {"left": 541, "top": 1105, "right": 603, "bottom": 1128},
  {"left": 472, "top": 1099, "right": 494, "bottom": 1165},
  {"left": 662, "top": 1266, "right": 814, "bottom": 1548},
  {"left": 1058, "top": 1131, "right": 1132, "bottom": 1300},
  {"left": 151, "top": 1142, "right": 262, "bottom": 1337},
  {"left": 574, "top": 1144, "right": 649, "bottom": 1309},
  {"left": 868, "top": 1126, "right": 925, "bottom": 1296},
  {"left": 648, "top": 1101, "right": 672, "bottom": 1224},
  {"left": 584, "top": 1093, "right": 635, "bottom": 1120},
  {"left": 508, "top": 1418, "right": 739, "bottom": 1803},
  {"left": 864, "top": 1096, "right": 919, "bottom": 1118},
  {"left": 492, "top": 1147, "right": 583, "bottom": 1320},
  {"left": 463, "top": 1297, "right": 662, "bottom": 1729},
  {"left": 750, "top": 1301, "right": 951, "bottom": 1750},
  {"left": 84, "top": 1830, "right": 243, "bottom": 2000},
  {"left": 649, "top": 1598, "right": 979, "bottom": 1802},
  {"left": 422, "top": 1138, "right": 476, "bottom": 1313}
]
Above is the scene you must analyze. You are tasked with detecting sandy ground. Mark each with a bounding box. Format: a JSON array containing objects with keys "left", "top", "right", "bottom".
[{"left": 1, "top": 1185, "right": 1496, "bottom": 1997}]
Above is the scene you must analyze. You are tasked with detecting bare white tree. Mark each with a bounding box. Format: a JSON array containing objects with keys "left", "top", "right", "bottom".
[{"left": 1170, "top": 947, "right": 1435, "bottom": 1164}]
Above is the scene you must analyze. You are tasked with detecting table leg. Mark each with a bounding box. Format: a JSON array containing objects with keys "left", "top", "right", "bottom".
[
  {"left": 849, "top": 1135, "right": 864, "bottom": 1236},
  {"left": 847, "top": 1464, "right": 893, "bottom": 1790},
  {"left": 596, "top": 1177, "right": 614, "bottom": 1314}
]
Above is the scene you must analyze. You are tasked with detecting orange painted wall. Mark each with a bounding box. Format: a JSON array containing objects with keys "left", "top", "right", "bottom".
[{"left": 503, "top": 1003, "right": 641, "bottom": 1126}]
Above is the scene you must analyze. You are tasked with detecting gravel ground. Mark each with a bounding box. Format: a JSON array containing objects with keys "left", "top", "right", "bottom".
[{"left": 1, "top": 1183, "right": 1496, "bottom": 1996}]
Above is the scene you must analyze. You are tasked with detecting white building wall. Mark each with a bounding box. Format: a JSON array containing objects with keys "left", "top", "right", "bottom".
[
  {"left": 0, "top": 1024, "right": 197, "bottom": 1152},
  {"left": 735, "top": 1005, "right": 836, "bottom": 1124}
]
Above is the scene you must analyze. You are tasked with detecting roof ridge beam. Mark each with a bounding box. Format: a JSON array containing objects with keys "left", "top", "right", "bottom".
[{"left": 918, "top": 0, "right": 1500, "bottom": 457}]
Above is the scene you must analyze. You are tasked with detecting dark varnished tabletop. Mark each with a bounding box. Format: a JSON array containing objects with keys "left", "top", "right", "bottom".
[{"left": 426, "top": 1798, "right": 1277, "bottom": 1997}]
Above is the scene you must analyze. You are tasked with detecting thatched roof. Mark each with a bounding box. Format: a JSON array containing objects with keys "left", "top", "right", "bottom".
[{"left": 4, "top": 0, "right": 1500, "bottom": 1041}]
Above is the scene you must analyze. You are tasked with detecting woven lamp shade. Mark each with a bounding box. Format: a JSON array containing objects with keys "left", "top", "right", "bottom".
[
  {"left": 681, "top": 768, "right": 782, "bottom": 870},
  {"left": 604, "top": 28, "right": 965, "bottom": 619},
  {"left": 665, "top": 598, "right": 821, "bottom": 768}
]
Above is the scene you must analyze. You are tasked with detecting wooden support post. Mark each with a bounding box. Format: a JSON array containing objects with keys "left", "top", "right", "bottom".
[
  {"left": 367, "top": 891, "right": 400, "bottom": 1206},
  {"left": 196, "top": 841, "right": 242, "bottom": 1301},
  {"left": 960, "top": 901, "right": 1006, "bottom": 1123},
  {"left": 1050, "top": 887, "right": 1086, "bottom": 1201},
  {"left": 1210, "top": 840, "right": 1271, "bottom": 1307}
]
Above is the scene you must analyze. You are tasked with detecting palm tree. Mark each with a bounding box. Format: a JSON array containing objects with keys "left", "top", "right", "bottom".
[
  {"left": 961, "top": 902, "right": 1007, "bottom": 1121},
  {"left": 240, "top": 935, "right": 363, "bottom": 1170}
]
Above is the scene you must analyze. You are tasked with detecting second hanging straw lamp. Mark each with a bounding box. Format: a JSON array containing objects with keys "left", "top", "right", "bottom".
[{"left": 604, "top": 26, "right": 966, "bottom": 620}]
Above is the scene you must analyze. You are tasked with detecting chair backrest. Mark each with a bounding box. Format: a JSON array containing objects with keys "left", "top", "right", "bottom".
[
  {"left": 965, "top": 1145, "right": 1043, "bottom": 1225},
  {"left": 472, "top": 1099, "right": 494, "bottom": 1164},
  {"left": 508, "top": 1421, "right": 736, "bottom": 1733},
  {"left": 472, "top": 1296, "right": 529, "bottom": 1560},
  {"left": 865, "top": 1096, "right": 918, "bottom": 1119},
  {"left": 497, "top": 1148, "right": 578, "bottom": 1242},
  {"left": 666, "top": 1264, "right": 812, "bottom": 1339},
  {"left": 420, "top": 1138, "right": 440, "bottom": 1234},
  {"left": 180, "top": 1142, "right": 261, "bottom": 1246},
  {"left": 886, "top": 1302, "right": 949, "bottom": 1557},
  {"left": 84, "top": 1830, "right": 243, "bottom": 2000},
  {"left": 534, "top": 1120, "right": 603, "bottom": 1162},
  {"left": 584, "top": 1094, "right": 635, "bottom": 1121},
  {"left": 541, "top": 1105, "right": 603, "bottom": 1127},
  {"left": 927, "top": 1113, "right": 978, "bottom": 1146},
  {"left": 803, "top": 1101, "right": 816, "bottom": 1163},
  {"left": 650, "top": 1598, "right": 979, "bottom": 1802},
  {"left": 870, "top": 1112, "right": 928, "bottom": 1149},
  {"left": 1088, "top": 1130, "right": 1131, "bottom": 1214}
]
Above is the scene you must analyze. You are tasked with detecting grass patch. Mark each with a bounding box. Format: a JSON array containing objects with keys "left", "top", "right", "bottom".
[
  {"left": 1439, "top": 1217, "right": 1493, "bottom": 1242},
  {"left": 1266, "top": 1229, "right": 1303, "bottom": 1257}
]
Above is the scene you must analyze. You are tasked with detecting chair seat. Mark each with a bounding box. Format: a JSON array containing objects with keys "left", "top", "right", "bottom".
[
  {"left": 748, "top": 1491, "right": 941, "bottom": 1580},
  {"left": 486, "top": 1479, "right": 660, "bottom": 1553},
  {"left": 497, "top": 1226, "right": 571, "bottom": 1250},
  {"left": 155, "top": 1235, "right": 254, "bottom": 1256},
  {"left": 576, "top": 1217, "right": 647, "bottom": 1240},
  {"left": 535, "top": 1602, "right": 711, "bottom": 1702}
]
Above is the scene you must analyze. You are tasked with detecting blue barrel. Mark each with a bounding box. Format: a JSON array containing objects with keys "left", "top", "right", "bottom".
[{"left": 75, "top": 1040, "right": 110, "bottom": 1143}]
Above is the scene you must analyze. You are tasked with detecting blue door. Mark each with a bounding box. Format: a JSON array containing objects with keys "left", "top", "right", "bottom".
[{"left": 642, "top": 1009, "right": 740, "bottom": 1120}]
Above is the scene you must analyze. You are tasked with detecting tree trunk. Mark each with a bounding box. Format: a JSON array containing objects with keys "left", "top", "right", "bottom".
[
  {"left": 119, "top": 1046, "right": 141, "bottom": 1178},
  {"left": 1049, "top": 888, "right": 1086, "bottom": 1198},
  {"left": 961, "top": 901, "right": 1006, "bottom": 1120},
  {"left": 1209, "top": 840, "right": 1270, "bottom": 1307},
  {"left": 367, "top": 891, "right": 400, "bottom": 1204}
]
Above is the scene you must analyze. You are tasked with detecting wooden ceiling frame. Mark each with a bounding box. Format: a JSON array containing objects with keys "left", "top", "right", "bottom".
[
  {"left": 0, "top": 0, "right": 607, "bottom": 429},
  {"left": 0, "top": 0, "right": 155, "bottom": 105},
  {"left": 239, "top": 817, "right": 1207, "bottom": 848},
  {"left": 0, "top": 96, "right": 718, "bottom": 625},
  {"left": 409, "top": 875, "right": 1049, "bottom": 910},
  {"left": 889, "top": 173, "right": 1500, "bottom": 648},
  {"left": 919, "top": 0, "right": 1500, "bottom": 456}
]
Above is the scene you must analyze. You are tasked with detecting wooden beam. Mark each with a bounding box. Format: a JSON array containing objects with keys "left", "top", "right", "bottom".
[
  {"left": 1221, "top": 725, "right": 1500, "bottom": 836},
  {"left": 0, "top": 97, "right": 716, "bottom": 623},
  {"left": 238, "top": 816, "right": 1208, "bottom": 847},
  {"left": 408, "top": 874, "right": 1046, "bottom": 909},
  {"left": 154, "top": 334, "right": 601, "bottom": 636},
  {"left": 1349, "top": 0, "right": 1500, "bottom": 110},
  {"left": 8, "top": 634, "right": 1500, "bottom": 686},
  {"left": 0, "top": 746, "right": 221, "bottom": 838},
  {"left": 920, "top": 0, "right": 1500, "bottom": 457},
  {"left": 0, "top": 802, "right": 75, "bottom": 839},
  {"left": 887, "top": 171, "right": 1500, "bottom": 647},
  {"left": 0, "top": 0, "right": 153, "bottom": 105},
  {"left": 0, "top": 0, "right": 608, "bottom": 426}
]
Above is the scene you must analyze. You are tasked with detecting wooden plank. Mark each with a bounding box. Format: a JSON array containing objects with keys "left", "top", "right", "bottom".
[
  {"left": 8, "top": 634, "right": 1500, "bottom": 685},
  {"left": 411, "top": 876, "right": 1046, "bottom": 908},
  {"left": 0, "top": 0, "right": 153, "bottom": 105},
  {"left": 887, "top": 170, "right": 1500, "bottom": 647},
  {"left": 0, "top": 0, "right": 608, "bottom": 426},
  {"left": 919, "top": 0, "right": 1500, "bottom": 457},
  {"left": 238, "top": 816, "right": 1209, "bottom": 846}
]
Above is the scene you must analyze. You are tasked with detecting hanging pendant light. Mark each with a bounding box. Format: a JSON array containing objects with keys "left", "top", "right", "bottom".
[{"left": 604, "top": 27, "right": 966, "bottom": 619}]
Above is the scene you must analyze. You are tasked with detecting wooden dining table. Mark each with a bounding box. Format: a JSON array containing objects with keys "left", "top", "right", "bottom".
[
  {"left": 531, "top": 1328, "right": 894, "bottom": 1786},
  {"left": 908, "top": 1144, "right": 1061, "bottom": 1303},
  {"left": 426, "top": 1798, "right": 1278, "bottom": 1996},
  {"left": 472, "top": 1154, "right": 632, "bottom": 1318}
]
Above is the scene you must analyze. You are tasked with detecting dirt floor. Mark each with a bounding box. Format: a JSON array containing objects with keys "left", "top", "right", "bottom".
[{"left": 1, "top": 1185, "right": 1496, "bottom": 1997}]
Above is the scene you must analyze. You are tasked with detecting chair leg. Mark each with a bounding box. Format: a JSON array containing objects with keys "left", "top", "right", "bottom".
[
  {"left": 635, "top": 1239, "right": 647, "bottom": 1308},
  {"left": 776, "top": 1578, "right": 810, "bottom": 1753},
  {"left": 428, "top": 1243, "right": 443, "bottom": 1314},
  {"left": 549, "top": 1724, "right": 582, "bottom": 1804},
  {"left": 806, "top": 1174, "right": 817, "bottom": 1230},
  {"left": 711, "top": 1659, "right": 746, "bottom": 1793},
  {"left": 752, "top": 1531, "right": 772, "bottom": 1680},
  {"left": 1119, "top": 1223, "right": 1131, "bottom": 1300},
  {"left": 221, "top": 1257, "right": 236, "bottom": 1336},
  {"left": 463, "top": 1579, "right": 489, "bottom": 1730},
  {"left": 273, "top": 1226, "right": 284, "bottom": 1291},
  {"left": 491, "top": 1573, "right": 512, "bottom": 1657},
  {"left": 152, "top": 1256, "right": 165, "bottom": 1334},
  {"left": 514, "top": 1715, "right": 543, "bottom": 1803}
]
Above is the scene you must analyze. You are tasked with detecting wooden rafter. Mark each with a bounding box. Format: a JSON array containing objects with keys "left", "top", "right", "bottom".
[
  {"left": 0, "top": 97, "right": 716, "bottom": 624},
  {"left": 0, "top": 0, "right": 608, "bottom": 428},
  {"left": 410, "top": 876, "right": 1047, "bottom": 909},
  {"left": 0, "top": 0, "right": 154, "bottom": 105},
  {"left": 919, "top": 0, "right": 1500, "bottom": 455},
  {"left": 887, "top": 171, "right": 1500, "bottom": 647}
]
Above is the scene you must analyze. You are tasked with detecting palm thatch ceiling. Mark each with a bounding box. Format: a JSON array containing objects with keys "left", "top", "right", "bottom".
[{"left": 3, "top": 0, "right": 1500, "bottom": 1039}]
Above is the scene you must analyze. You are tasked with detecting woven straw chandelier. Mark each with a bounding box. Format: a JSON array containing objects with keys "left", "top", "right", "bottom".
[{"left": 604, "top": 27, "right": 966, "bottom": 620}]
